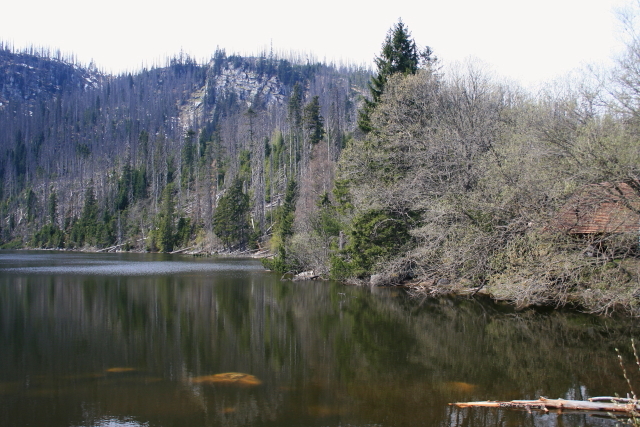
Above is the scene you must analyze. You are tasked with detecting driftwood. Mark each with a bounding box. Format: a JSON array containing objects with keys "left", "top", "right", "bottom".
[
  {"left": 451, "top": 397, "right": 640, "bottom": 414},
  {"left": 292, "top": 270, "right": 320, "bottom": 281},
  {"left": 97, "top": 238, "right": 146, "bottom": 253},
  {"left": 97, "top": 243, "right": 126, "bottom": 253},
  {"left": 170, "top": 246, "right": 194, "bottom": 254}
]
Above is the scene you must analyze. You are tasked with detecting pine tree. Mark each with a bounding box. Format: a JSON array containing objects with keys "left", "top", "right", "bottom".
[
  {"left": 156, "top": 183, "right": 176, "bottom": 252},
  {"left": 261, "top": 179, "right": 298, "bottom": 273},
  {"left": 213, "top": 179, "right": 250, "bottom": 249},
  {"left": 70, "top": 185, "right": 99, "bottom": 247},
  {"left": 358, "top": 19, "right": 434, "bottom": 133},
  {"left": 303, "top": 96, "right": 325, "bottom": 146},
  {"left": 337, "top": 20, "right": 435, "bottom": 279}
]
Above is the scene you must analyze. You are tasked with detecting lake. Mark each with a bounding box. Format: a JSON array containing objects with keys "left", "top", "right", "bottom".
[{"left": 1, "top": 250, "right": 639, "bottom": 427}]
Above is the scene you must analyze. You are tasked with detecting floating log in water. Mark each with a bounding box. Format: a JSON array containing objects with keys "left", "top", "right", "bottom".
[
  {"left": 189, "top": 372, "right": 262, "bottom": 387},
  {"left": 105, "top": 367, "right": 137, "bottom": 373},
  {"left": 450, "top": 397, "right": 640, "bottom": 414}
]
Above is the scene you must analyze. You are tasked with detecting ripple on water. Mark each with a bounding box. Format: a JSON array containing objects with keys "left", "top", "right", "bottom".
[{"left": 0, "top": 259, "right": 263, "bottom": 276}]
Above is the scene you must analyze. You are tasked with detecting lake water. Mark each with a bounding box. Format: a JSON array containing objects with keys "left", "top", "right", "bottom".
[{"left": 1, "top": 250, "right": 639, "bottom": 427}]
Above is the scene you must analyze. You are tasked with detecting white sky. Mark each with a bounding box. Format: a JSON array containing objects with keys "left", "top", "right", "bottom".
[{"left": 0, "top": 0, "right": 630, "bottom": 87}]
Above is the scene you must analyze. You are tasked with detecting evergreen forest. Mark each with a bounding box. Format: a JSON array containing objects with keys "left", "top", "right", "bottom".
[{"left": 3, "top": 15, "right": 640, "bottom": 316}]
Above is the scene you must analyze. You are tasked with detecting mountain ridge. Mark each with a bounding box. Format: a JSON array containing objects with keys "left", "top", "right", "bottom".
[{"left": 0, "top": 44, "right": 368, "bottom": 254}]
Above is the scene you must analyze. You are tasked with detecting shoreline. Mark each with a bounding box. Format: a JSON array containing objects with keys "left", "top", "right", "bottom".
[{"left": 5, "top": 247, "right": 638, "bottom": 317}]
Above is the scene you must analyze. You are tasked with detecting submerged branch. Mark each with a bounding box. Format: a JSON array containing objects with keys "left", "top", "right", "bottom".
[{"left": 451, "top": 396, "right": 640, "bottom": 414}]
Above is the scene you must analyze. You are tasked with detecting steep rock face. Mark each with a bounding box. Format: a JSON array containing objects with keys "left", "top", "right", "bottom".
[
  {"left": 179, "top": 61, "right": 286, "bottom": 130},
  {"left": 207, "top": 62, "right": 285, "bottom": 108},
  {"left": 178, "top": 84, "right": 207, "bottom": 130},
  {"left": 0, "top": 49, "right": 101, "bottom": 109}
]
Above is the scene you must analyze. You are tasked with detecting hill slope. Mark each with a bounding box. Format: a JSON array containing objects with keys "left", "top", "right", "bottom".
[{"left": 0, "top": 46, "right": 369, "bottom": 253}]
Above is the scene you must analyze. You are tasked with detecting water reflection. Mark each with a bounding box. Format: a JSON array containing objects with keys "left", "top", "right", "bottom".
[{"left": 0, "top": 251, "right": 639, "bottom": 427}]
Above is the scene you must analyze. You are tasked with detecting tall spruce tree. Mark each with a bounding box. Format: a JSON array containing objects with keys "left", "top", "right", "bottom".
[
  {"left": 303, "top": 96, "right": 325, "bottom": 146},
  {"left": 213, "top": 179, "right": 250, "bottom": 249},
  {"left": 261, "top": 179, "right": 298, "bottom": 273},
  {"left": 155, "top": 183, "right": 176, "bottom": 252},
  {"left": 358, "top": 19, "right": 434, "bottom": 133},
  {"left": 334, "top": 20, "right": 435, "bottom": 281}
]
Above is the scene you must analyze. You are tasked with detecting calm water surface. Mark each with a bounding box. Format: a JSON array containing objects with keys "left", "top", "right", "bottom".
[{"left": 1, "top": 250, "right": 639, "bottom": 427}]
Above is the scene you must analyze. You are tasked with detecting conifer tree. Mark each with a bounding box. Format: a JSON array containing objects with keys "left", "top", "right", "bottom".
[
  {"left": 70, "top": 185, "right": 99, "bottom": 247},
  {"left": 47, "top": 191, "right": 57, "bottom": 225},
  {"left": 358, "top": 19, "right": 434, "bottom": 133},
  {"left": 337, "top": 20, "right": 435, "bottom": 281},
  {"left": 213, "top": 179, "right": 250, "bottom": 249},
  {"left": 156, "top": 183, "right": 176, "bottom": 252},
  {"left": 261, "top": 179, "right": 298, "bottom": 273},
  {"left": 303, "top": 96, "right": 325, "bottom": 146}
]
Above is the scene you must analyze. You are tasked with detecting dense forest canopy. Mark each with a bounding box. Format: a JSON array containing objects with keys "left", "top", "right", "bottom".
[{"left": 3, "top": 11, "right": 640, "bottom": 316}]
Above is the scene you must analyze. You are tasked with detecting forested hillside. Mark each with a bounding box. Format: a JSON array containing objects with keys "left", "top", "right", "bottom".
[
  {"left": 3, "top": 13, "right": 640, "bottom": 316},
  {"left": 0, "top": 44, "right": 369, "bottom": 255}
]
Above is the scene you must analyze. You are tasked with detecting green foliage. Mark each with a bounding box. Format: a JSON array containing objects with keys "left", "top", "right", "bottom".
[
  {"left": 76, "top": 143, "right": 91, "bottom": 158},
  {"left": 145, "top": 185, "right": 194, "bottom": 252},
  {"left": 332, "top": 179, "right": 353, "bottom": 214},
  {"left": 279, "top": 179, "right": 297, "bottom": 241},
  {"left": 372, "top": 20, "right": 421, "bottom": 95},
  {"left": 69, "top": 186, "right": 97, "bottom": 247},
  {"left": 68, "top": 185, "right": 114, "bottom": 248},
  {"left": 12, "top": 131, "right": 27, "bottom": 190},
  {"left": 331, "top": 209, "right": 416, "bottom": 280},
  {"left": 31, "top": 224, "right": 64, "bottom": 248},
  {"left": 261, "top": 244, "right": 299, "bottom": 273},
  {"left": 264, "top": 131, "right": 287, "bottom": 204},
  {"left": 175, "top": 217, "right": 192, "bottom": 249},
  {"left": 116, "top": 166, "right": 131, "bottom": 211},
  {"left": 26, "top": 188, "right": 38, "bottom": 223},
  {"left": 238, "top": 150, "right": 251, "bottom": 183},
  {"left": 358, "top": 19, "right": 433, "bottom": 133},
  {"left": 166, "top": 155, "right": 177, "bottom": 184},
  {"left": 200, "top": 131, "right": 227, "bottom": 184},
  {"left": 116, "top": 163, "right": 148, "bottom": 212},
  {"left": 284, "top": 191, "right": 344, "bottom": 277},
  {"left": 47, "top": 191, "right": 57, "bottom": 224},
  {"left": 1, "top": 238, "right": 23, "bottom": 249},
  {"left": 213, "top": 179, "right": 250, "bottom": 249},
  {"left": 262, "top": 180, "right": 298, "bottom": 273},
  {"left": 288, "top": 83, "right": 303, "bottom": 129},
  {"left": 154, "top": 183, "right": 177, "bottom": 253},
  {"left": 181, "top": 129, "right": 196, "bottom": 189},
  {"left": 313, "top": 191, "right": 342, "bottom": 238},
  {"left": 303, "top": 96, "right": 325, "bottom": 145}
]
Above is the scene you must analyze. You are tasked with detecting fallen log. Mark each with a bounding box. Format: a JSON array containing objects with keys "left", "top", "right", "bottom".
[
  {"left": 450, "top": 397, "right": 640, "bottom": 414},
  {"left": 292, "top": 270, "right": 320, "bottom": 281},
  {"left": 170, "top": 246, "right": 194, "bottom": 254}
]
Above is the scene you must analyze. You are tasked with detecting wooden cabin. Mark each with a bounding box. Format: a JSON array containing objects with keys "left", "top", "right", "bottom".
[{"left": 549, "top": 181, "right": 640, "bottom": 235}]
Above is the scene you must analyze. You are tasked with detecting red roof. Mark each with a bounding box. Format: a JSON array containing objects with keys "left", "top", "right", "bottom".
[{"left": 550, "top": 181, "right": 640, "bottom": 234}]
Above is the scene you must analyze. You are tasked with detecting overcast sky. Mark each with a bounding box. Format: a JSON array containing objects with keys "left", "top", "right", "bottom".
[{"left": 0, "top": 0, "right": 630, "bottom": 87}]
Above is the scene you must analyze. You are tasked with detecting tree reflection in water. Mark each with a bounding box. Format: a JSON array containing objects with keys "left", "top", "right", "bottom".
[{"left": 0, "top": 251, "right": 638, "bottom": 427}]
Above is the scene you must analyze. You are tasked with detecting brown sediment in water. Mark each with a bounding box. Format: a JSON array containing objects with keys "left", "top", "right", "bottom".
[
  {"left": 189, "top": 372, "right": 262, "bottom": 386},
  {"left": 443, "top": 381, "right": 477, "bottom": 393},
  {"left": 106, "top": 367, "right": 137, "bottom": 373}
]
